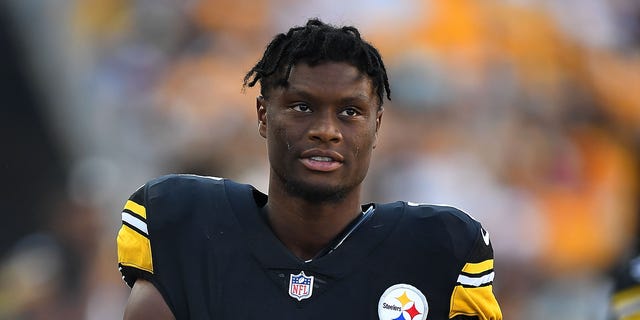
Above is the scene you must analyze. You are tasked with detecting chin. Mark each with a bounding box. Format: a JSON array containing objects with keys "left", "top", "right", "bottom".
[{"left": 284, "top": 179, "right": 351, "bottom": 203}]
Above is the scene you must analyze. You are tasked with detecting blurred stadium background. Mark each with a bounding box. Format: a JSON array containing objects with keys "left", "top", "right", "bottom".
[{"left": 1, "top": 0, "right": 638, "bottom": 319}]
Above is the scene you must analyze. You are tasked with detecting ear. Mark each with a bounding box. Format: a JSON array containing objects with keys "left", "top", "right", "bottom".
[
  {"left": 373, "top": 107, "right": 384, "bottom": 149},
  {"left": 256, "top": 96, "right": 267, "bottom": 138}
]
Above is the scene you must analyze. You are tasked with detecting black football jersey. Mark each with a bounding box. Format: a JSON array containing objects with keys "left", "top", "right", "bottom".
[{"left": 117, "top": 174, "right": 502, "bottom": 319}]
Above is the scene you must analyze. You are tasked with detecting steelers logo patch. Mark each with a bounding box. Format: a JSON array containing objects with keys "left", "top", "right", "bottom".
[{"left": 378, "top": 284, "right": 428, "bottom": 320}]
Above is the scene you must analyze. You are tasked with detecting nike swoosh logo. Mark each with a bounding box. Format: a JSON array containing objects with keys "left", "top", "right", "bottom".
[{"left": 481, "top": 228, "right": 490, "bottom": 246}]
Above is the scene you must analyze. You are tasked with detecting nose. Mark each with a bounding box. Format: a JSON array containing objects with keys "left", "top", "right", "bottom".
[{"left": 308, "top": 111, "right": 343, "bottom": 143}]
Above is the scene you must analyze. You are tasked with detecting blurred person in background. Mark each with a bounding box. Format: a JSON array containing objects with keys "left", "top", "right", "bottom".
[{"left": 116, "top": 18, "right": 502, "bottom": 319}]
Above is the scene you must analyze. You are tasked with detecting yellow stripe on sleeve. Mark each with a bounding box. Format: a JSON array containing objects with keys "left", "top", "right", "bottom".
[
  {"left": 613, "top": 286, "right": 640, "bottom": 307},
  {"left": 612, "top": 285, "right": 640, "bottom": 319},
  {"left": 117, "top": 224, "right": 153, "bottom": 273},
  {"left": 124, "top": 200, "right": 147, "bottom": 219},
  {"left": 449, "top": 285, "right": 502, "bottom": 320},
  {"left": 462, "top": 259, "right": 494, "bottom": 274}
]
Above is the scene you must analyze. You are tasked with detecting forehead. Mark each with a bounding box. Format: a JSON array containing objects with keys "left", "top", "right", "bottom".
[{"left": 277, "top": 62, "right": 376, "bottom": 101}]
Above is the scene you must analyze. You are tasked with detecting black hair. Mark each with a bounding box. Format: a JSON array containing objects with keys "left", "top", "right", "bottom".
[{"left": 243, "top": 18, "right": 391, "bottom": 105}]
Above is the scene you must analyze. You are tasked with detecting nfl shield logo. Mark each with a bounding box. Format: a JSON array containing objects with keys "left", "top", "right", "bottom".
[{"left": 288, "top": 271, "right": 314, "bottom": 301}]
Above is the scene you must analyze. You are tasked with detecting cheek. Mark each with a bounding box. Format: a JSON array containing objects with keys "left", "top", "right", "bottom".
[
  {"left": 268, "top": 126, "right": 294, "bottom": 154},
  {"left": 352, "top": 131, "right": 377, "bottom": 159},
  {"left": 363, "top": 123, "right": 380, "bottom": 147}
]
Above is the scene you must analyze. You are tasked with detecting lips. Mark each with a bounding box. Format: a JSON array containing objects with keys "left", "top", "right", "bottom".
[{"left": 299, "top": 149, "right": 344, "bottom": 172}]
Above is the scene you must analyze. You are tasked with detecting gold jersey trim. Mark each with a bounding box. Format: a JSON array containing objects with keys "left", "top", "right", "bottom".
[
  {"left": 125, "top": 200, "right": 147, "bottom": 219},
  {"left": 462, "top": 259, "right": 494, "bottom": 274},
  {"left": 117, "top": 223, "right": 153, "bottom": 273},
  {"left": 612, "top": 285, "right": 640, "bottom": 319},
  {"left": 449, "top": 284, "right": 502, "bottom": 320}
]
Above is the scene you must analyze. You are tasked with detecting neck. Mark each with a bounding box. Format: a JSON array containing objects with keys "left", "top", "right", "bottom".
[{"left": 264, "top": 184, "right": 363, "bottom": 261}]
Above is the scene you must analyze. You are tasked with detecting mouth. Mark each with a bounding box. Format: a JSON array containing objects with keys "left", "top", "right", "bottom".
[
  {"left": 299, "top": 150, "right": 344, "bottom": 172},
  {"left": 309, "top": 156, "right": 334, "bottom": 162}
]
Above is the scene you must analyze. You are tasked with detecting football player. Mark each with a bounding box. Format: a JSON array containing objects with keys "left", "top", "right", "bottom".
[{"left": 117, "top": 18, "right": 502, "bottom": 319}]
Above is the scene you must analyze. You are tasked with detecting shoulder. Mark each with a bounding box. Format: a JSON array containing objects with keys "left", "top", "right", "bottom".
[
  {"left": 397, "top": 202, "right": 489, "bottom": 261},
  {"left": 123, "top": 174, "right": 250, "bottom": 230},
  {"left": 396, "top": 203, "right": 502, "bottom": 318},
  {"left": 401, "top": 202, "right": 482, "bottom": 240},
  {"left": 144, "top": 174, "right": 230, "bottom": 204},
  {"left": 145, "top": 174, "right": 226, "bottom": 196},
  {"left": 143, "top": 174, "right": 253, "bottom": 225},
  {"left": 403, "top": 202, "right": 479, "bottom": 222},
  {"left": 117, "top": 174, "right": 244, "bottom": 287}
]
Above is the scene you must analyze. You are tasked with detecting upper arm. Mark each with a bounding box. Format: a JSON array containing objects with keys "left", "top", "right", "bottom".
[
  {"left": 124, "top": 279, "right": 175, "bottom": 320},
  {"left": 118, "top": 184, "right": 173, "bottom": 319},
  {"left": 449, "top": 225, "right": 502, "bottom": 320},
  {"left": 118, "top": 184, "right": 154, "bottom": 287}
]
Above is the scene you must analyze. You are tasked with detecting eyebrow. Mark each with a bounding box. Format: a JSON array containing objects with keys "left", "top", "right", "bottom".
[
  {"left": 284, "top": 86, "right": 373, "bottom": 104},
  {"left": 283, "top": 87, "right": 314, "bottom": 100}
]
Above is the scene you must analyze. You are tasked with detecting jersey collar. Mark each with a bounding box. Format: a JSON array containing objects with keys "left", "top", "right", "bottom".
[{"left": 224, "top": 180, "right": 404, "bottom": 279}]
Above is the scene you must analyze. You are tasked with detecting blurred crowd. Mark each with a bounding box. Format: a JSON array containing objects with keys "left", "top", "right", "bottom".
[{"left": 1, "top": 0, "right": 638, "bottom": 319}]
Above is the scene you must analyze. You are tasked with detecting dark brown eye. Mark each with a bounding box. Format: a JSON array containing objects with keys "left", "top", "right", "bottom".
[
  {"left": 339, "top": 107, "right": 359, "bottom": 117},
  {"left": 291, "top": 104, "right": 311, "bottom": 113}
]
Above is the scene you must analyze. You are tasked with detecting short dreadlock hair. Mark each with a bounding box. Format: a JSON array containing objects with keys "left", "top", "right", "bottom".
[{"left": 243, "top": 18, "right": 391, "bottom": 105}]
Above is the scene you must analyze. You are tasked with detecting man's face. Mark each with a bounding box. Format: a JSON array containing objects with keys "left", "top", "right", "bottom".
[{"left": 257, "top": 62, "right": 383, "bottom": 203}]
